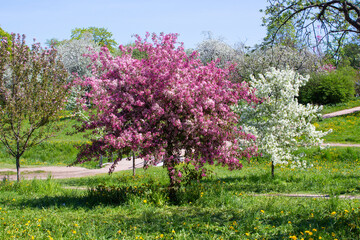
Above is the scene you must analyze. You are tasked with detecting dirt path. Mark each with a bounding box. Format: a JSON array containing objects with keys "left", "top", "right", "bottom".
[
  {"left": 0, "top": 158, "right": 146, "bottom": 181},
  {"left": 323, "top": 143, "right": 360, "bottom": 147},
  {"left": 1, "top": 106, "right": 360, "bottom": 181},
  {"left": 322, "top": 106, "right": 360, "bottom": 118}
]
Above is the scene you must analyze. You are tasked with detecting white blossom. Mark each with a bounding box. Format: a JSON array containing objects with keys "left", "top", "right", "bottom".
[{"left": 234, "top": 68, "right": 329, "bottom": 167}]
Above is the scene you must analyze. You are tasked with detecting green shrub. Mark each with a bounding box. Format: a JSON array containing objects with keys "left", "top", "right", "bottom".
[{"left": 299, "top": 66, "right": 356, "bottom": 105}]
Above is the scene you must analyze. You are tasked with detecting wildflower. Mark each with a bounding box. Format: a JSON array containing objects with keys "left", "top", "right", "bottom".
[
  {"left": 289, "top": 236, "right": 297, "bottom": 240},
  {"left": 245, "top": 232, "right": 250, "bottom": 236},
  {"left": 143, "top": 200, "right": 147, "bottom": 203},
  {"left": 160, "top": 234, "right": 164, "bottom": 238},
  {"left": 331, "top": 211, "right": 336, "bottom": 215},
  {"left": 72, "top": 230, "right": 76, "bottom": 234},
  {"left": 260, "top": 210, "right": 264, "bottom": 213}
]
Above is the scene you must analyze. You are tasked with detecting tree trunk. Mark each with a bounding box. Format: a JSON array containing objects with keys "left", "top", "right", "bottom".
[
  {"left": 132, "top": 152, "right": 136, "bottom": 176},
  {"left": 271, "top": 161, "right": 275, "bottom": 178},
  {"left": 168, "top": 169, "right": 177, "bottom": 203},
  {"left": 16, "top": 155, "right": 20, "bottom": 182}
]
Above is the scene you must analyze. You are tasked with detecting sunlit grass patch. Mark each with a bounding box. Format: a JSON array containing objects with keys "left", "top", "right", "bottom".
[
  {"left": 315, "top": 111, "right": 360, "bottom": 143},
  {"left": 321, "top": 97, "right": 360, "bottom": 114}
]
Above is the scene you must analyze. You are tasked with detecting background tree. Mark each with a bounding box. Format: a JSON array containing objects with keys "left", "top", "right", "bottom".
[
  {"left": 0, "top": 34, "right": 70, "bottom": 181},
  {"left": 57, "top": 32, "right": 100, "bottom": 110},
  {"left": 262, "top": 16, "right": 300, "bottom": 48},
  {"left": 74, "top": 33, "right": 258, "bottom": 202},
  {"left": 71, "top": 27, "right": 117, "bottom": 53},
  {"left": 339, "top": 42, "right": 360, "bottom": 69},
  {"left": 236, "top": 44, "right": 320, "bottom": 81},
  {"left": 263, "top": 0, "right": 360, "bottom": 59},
  {"left": 196, "top": 33, "right": 239, "bottom": 67},
  {"left": 0, "top": 27, "right": 11, "bottom": 40},
  {"left": 45, "top": 38, "right": 61, "bottom": 48}
]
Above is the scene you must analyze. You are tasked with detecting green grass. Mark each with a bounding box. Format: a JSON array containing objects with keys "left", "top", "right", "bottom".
[
  {"left": 320, "top": 97, "right": 360, "bottom": 114},
  {"left": 1, "top": 147, "right": 360, "bottom": 239},
  {"left": 315, "top": 111, "right": 360, "bottom": 144}
]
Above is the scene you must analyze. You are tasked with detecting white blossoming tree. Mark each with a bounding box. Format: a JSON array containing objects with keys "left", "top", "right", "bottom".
[
  {"left": 57, "top": 32, "right": 100, "bottom": 109},
  {"left": 196, "top": 38, "right": 239, "bottom": 67},
  {"left": 236, "top": 45, "right": 320, "bottom": 81},
  {"left": 234, "top": 68, "right": 328, "bottom": 177}
]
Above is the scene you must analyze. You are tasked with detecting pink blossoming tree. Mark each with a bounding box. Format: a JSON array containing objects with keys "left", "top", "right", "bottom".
[{"left": 75, "top": 33, "right": 257, "bottom": 200}]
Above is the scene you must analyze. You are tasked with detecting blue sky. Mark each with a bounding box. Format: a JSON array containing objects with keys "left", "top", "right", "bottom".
[{"left": 0, "top": 0, "right": 268, "bottom": 49}]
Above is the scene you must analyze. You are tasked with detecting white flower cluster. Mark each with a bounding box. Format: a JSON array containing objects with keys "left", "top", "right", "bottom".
[
  {"left": 57, "top": 32, "right": 100, "bottom": 80},
  {"left": 57, "top": 33, "right": 100, "bottom": 110},
  {"left": 196, "top": 39, "right": 239, "bottom": 67},
  {"left": 236, "top": 45, "right": 320, "bottom": 81},
  {"left": 234, "top": 68, "right": 328, "bottom": 166}
]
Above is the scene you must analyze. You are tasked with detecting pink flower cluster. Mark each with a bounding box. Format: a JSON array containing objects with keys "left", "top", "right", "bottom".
[
  {"left": 75, "top": 33, "right": 258, "bottom": 182},
  {"left": 319, "top": 63, "right": 336, "bottom": 73}
]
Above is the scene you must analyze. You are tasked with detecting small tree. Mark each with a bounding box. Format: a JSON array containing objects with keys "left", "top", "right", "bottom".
[
  {"left": 234, "top": 68, "right": 328, "bottom": 177},
  {"left": 0, "top": 34, "right": 70, "bottom": 181},
  {"left": 75, "top": 33, "right": 258, "bottom": 202}
]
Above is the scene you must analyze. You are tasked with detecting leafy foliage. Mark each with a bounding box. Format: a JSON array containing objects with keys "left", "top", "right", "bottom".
[
  {"left": 299, "top": 66, "right": 356, "bottom": 105},
  {"left": 0, "top": 34, "right": 70, "bottom": 181},
  {"left": 236, "top": 44, "right": 320, "bottom": 81},
  {"left": 263, "top": 0, "right": 360, "bottom": 58},
  {"left": 71, "top": 27, "right": 117, "bottom": 53},
  {"left": 74, "top": 33, "right": 258, "bottom": 201}
]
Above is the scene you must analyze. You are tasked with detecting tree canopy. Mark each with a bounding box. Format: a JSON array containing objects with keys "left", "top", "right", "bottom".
[
  {"left": 71, "top": 27, "right": 117, "bottom": 53},
  {"left": 263, "top": 0, "right": 360, "bottom": 56},
  {"left": 74, "top": 33, "right": 258, "bottom": 201}
]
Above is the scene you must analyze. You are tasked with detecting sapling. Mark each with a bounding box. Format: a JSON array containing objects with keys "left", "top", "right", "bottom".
[{"left": 0, "top": 34, "right": 70, "bottom": 181}]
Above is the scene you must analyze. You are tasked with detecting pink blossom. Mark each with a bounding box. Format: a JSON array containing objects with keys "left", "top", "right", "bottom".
[{"left": 74, "top": 32, "right": 258, "bottom": 186}]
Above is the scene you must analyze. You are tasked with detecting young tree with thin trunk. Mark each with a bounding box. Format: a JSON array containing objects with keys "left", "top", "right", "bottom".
[{"left": 0, "top": 34, "right": 70, "bottom": 181}]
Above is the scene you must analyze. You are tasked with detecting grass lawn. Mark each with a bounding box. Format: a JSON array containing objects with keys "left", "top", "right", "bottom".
[
  {"left": 1, "top": 147, "right": 360, "bottom": 239},
  {"left": 320, "top": 97, "right": 360, "bottom": 114},
  {"left": 315, "top": 111, "right": 360, "bottom": 144}
]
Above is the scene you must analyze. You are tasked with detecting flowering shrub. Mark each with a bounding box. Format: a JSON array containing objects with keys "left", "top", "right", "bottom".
[
  {"left": 233, "top": 68, "right": 328, "bottom": 176},
  {"left": 75, "top": 33, "right": 258, "bottom": 200}
]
